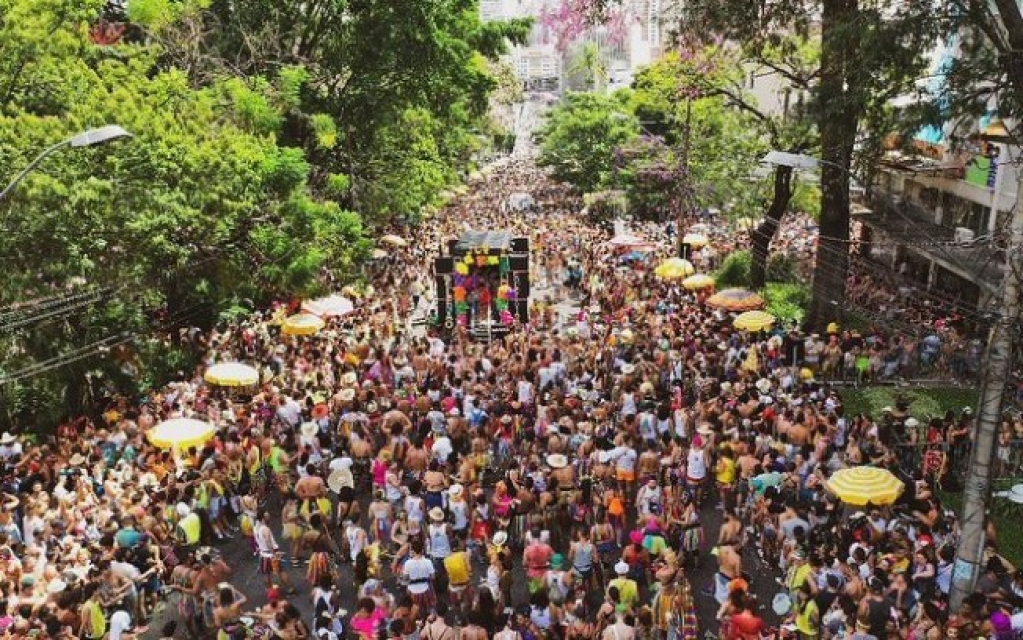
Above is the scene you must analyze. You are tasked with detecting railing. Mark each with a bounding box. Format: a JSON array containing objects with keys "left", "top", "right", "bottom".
[{"left": 891, "top": 440, "right": 1023, "bottom": 484}]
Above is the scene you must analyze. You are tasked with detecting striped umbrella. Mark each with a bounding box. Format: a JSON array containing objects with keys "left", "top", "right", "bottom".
[
  {"left": 733, "top": 310, "right": 776, "bottom": 332},
  {"left": 281, "top": 313, "right": 325, "bottom": 336},
  {"left": 705, "top": 288, "right": 766, "bottom": 311},
  {"left": 681, "top": 274, "right": 715, "bottom": 291},
  {"left": 826, "top": 467, "right": 905, "bottom": 506},
  {"left": 654, "top": 258, "right": 696, "bottom": 280}
]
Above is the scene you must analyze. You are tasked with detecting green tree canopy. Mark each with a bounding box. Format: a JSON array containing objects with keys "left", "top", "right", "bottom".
[{"left": 537, "top": 91, "right": 639, "bottom": 193}]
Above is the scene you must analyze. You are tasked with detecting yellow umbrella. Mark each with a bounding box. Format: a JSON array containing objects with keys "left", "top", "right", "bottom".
[
  {"left": 705, "top": 288, "right": 766, "bottom": 311},
  {"left": 281, "top": 313, "right": 325, "bottom": 336},
  {"left": 682, "top": 274, "right": 715, "bottom": 291},
  {"left": 733, "top": 310, "right": 776, "bottom": 332},
  {"left": 654, "top": 258, "right": 695, "bottom": 280},
  {"left": 204, "top": 362, "right": 260, "bottom": 387},
  {"left": 380, "top": 234, "right": 408, "bottom": 247},
  {"left": 682, "top": 233, "right": 710, "bottom": 248},
  {"left": 370, "top": 248, "right": 388, "bottom": 259},
  {"left": 147, "top": 418, "right": 217, "bottom": 450},
  {"left": 825, "top": 467, "right": 905, "bottom": 506}
]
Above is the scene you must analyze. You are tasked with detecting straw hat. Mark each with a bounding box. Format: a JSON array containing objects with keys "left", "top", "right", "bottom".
[
  {"left": 755, "top": 379, "right": 772, "bottom": 394},
  {"left": 327, "top": 470, "right": 346, "bottom": 494},
  {"left": 621, "top": 363, "right": 636, "bottom": 375},
  {"left": 429, "top": 507, "right": 446, "bottom": 522},
  {"left": 492, "top": 531, "right": 508, "bottom": 547},
  {"left": 339, "top": 388, "right": 356, "bottom": 403},
  {"left": 0, "top": 433, "right": 15, "bottom": 445},
  {"left": 546, "top": 454, "right": 569, "bottom": 469},
  {"left": 448, "top": 484, "right": 464, "bottom": 498},
  {"left": 68, "top": 453, "right": 86, "bottom": 467}
]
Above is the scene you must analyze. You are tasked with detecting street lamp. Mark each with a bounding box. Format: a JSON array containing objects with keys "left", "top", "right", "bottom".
[
  {"left": 0, "top": 125, "right": 132, "bottom": 202},
  {"left": 761, "top": 150, "right": 820, "bottom": 171}
]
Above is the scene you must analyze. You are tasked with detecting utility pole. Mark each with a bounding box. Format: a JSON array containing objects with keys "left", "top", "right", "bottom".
[{"left": 950, "top": 134, "right": 1023, "bottom": 609}]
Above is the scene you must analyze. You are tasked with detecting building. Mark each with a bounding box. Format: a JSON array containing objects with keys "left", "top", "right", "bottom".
[{"left": 851, "top": 133, "right": 1016, "bottom": 309}]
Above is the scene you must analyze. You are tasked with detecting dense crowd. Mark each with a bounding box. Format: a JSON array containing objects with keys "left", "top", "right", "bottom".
[{"left": 0, "top": 157, "right": 1021, "bottom": 640}]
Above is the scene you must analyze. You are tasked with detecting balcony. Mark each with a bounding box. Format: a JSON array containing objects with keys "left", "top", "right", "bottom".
[{"left": 855, "top": 188, "right": 1005, "bottom": 293}]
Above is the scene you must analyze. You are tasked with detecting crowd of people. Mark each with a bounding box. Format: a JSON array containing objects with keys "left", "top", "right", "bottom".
[{"left": 0, "top": 156, "right": 1020, "bottom": 640}]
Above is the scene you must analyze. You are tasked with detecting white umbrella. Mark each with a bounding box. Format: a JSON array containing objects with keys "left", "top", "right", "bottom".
[{"left": 302, "top": 294, "right": 355, "bottom": 318}]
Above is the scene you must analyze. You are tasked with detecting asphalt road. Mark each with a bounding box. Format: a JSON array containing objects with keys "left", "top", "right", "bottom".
[{"left": 143, "top": 488, "right": 791, "bottom": 638}]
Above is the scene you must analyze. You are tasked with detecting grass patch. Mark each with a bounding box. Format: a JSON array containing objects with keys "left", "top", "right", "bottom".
[{"left": 840, "top": 386, "right": 978, "bottom": 420}]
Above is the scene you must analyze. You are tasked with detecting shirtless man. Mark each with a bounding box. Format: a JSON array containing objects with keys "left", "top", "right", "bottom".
[
  {"left": 710, "top": 540, "right": 743, "bottom": 607},
  {"left": 637, "top": 444, "right": 660, "bottom": 482},
  {"left": 423, "top": 461, "right": 448, "bottom": 512},
  {"left": 550, "top": 456, "right": 575, "bottom": 493},
  {"left": 404, "top": 439, "right": 430, "bottom": 477}
]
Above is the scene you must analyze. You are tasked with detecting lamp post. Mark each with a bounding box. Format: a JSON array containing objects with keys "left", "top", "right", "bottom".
[{"left": 0, "top": 125, "right": 132, "bottom": 203}]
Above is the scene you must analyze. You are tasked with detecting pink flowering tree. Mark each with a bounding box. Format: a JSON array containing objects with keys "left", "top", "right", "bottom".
[{"left": 540, "top": 0, "right": 629, "bottom": 53}]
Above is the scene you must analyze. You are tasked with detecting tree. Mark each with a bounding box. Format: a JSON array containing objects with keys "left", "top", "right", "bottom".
[
  {"left": 135, "top": 0, "right": 532, "bottom": 224},
  {"left": 627, "top": 48, "right": 775, "bottom": 248},
  {"left": 568, "top": 42, "right": 609, "bottom": 92},
  {"left": 0, "top": 0, "right": 367, "bottom": 427},
  {"left": 537, "top": 91, "right": 639, "bottom": 192},
  {"left": 684, "top": 1, "right": 941, "bottom": 328}
]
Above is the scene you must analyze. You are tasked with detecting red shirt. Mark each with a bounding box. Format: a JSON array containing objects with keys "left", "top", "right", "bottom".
[{"left": 728, "top": 610, "right": 765, "bottom": 639}]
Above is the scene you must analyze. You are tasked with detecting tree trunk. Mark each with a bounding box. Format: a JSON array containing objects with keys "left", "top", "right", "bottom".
[
  {"left": 807, "top": 0, "right": 859, "bottom": 330},
  {"left": 749, "top": 165, "right": 794, "bottom": 290}
]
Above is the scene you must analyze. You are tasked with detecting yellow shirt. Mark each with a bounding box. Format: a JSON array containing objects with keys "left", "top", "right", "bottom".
[
  {"left": 795, "top": 599, "right": 819, "bottom": 637},
  {"left": 609, "top": 577, "right": 639, "bottom": 610},
  {"left": 787, "top": 562, "right": 813, "bottom": 593},
  {"left": 444, "top": 551, "right": 471, "bottom": 586},
  {"left": 715, "top": 458, "right": 736, "bottom": 484}
]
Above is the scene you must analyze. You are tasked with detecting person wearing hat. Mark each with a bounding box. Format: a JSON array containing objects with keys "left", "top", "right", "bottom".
[
  {"left": 608, "top": 561, "right": 639, "bottom": 611},
  {"left": 544, "top": 552, "right": 573, "bottom": 604},
  {"left": 426, "top": 506, "right": 453, "bottom": 566},
  {"left": 447, "top": 484, "right": 469, "bottom": 539}
]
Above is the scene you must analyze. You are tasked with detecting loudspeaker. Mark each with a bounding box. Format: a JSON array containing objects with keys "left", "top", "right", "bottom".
[
  {"left": 514, "top": 275, "right": 530, "bottom": 299},
  {"left": 509, "top": 255, "right": 528, "bottom": 272},
  {"left": 515, "top": 299, "right": 529, "bottom": 322},
  {"left": 435, "top": 257, "right": 453, "bottom": 275},
  {"left": 511, "top": 237, "right": 529, "bottom": 253}
]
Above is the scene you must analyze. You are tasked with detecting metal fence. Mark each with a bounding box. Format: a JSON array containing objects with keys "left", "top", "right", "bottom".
[{"left": 892, "top": 439, "right": 1023, "bottom": 485}]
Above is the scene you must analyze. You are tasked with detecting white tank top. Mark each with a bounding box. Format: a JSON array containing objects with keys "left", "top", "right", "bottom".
[
  {"left": 687, "top": 448, "right": 707, "bottom": 479},
  {"left": 428, "top": 523, "right": 451, "bottom": 559}
]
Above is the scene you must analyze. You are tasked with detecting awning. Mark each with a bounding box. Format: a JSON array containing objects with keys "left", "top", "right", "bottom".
[{"left": 454, "top": 230, "right": 514, "bottom": 253}]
